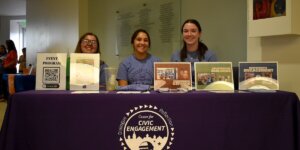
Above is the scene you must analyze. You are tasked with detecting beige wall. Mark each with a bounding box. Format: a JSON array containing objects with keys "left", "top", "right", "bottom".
[
  {"left": 26, "top": 0, "right": 80, "bottom": 66},
  {"left": 88, "top": 0, "right": 122, "bottom": 68},
  {"left": 261, "top": 35, "right": 300, "bottom": 96},
  {"left": 246, "top": 0, "right": 300, "bottom": 96},
  {"left": 248, "top": 35, "right": 300, "bottom": 96},
  {"left": 79, "top": 1, "right": 89, "bottom": 36},
  {"left": 181, "top": 0, "right": 247, "bottom": 66},
  {"left": 88, "top": 0, "right": 247, "bottom": 67},
  {"left": 0, "top": 16, "right": 25, "bottom": 45},
  {"left": 26, "top": 0, "right": 246, "bottom": 67}
]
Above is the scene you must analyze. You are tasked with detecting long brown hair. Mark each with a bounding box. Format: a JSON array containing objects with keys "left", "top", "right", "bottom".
[
  {"left": 180, "top": 19, "right": 208, "bottom": 61},
  {"left": 75, "top": 32, "right": 104, "bottom": 64},
  {"left": 75, "top": 32, "right": 100, "bottom": 53},
  {"left": 6, "top": 40, "right": 17, "bottom": 52}
]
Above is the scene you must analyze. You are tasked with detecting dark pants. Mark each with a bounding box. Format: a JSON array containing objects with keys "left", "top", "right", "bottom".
[{"left": 4, "top": 68, "right": 17, "bottom": 74}]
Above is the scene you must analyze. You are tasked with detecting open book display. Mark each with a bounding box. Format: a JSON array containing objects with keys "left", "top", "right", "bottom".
[
  {"left": 154, "top": 62, "right": 192, "bottom": 91},
  {"left": 36, "top": 53, "right": 67, "bottom": 90},
  {"left": 70, "top": 53, "right": 100, "bottom": 90},
  {"left": 194, "top": 62, "right": 234, "bottom": 91},
  {"left": 239, "top": 62, "right": 279, "bottom": 90}
]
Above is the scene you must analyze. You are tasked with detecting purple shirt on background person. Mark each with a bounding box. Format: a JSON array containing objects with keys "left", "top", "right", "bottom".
[{"left": 117, "top": 54, "right": 160, "bottom": 85}]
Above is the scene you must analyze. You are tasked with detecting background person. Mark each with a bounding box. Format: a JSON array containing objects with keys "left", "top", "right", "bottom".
[
  {"left": 18, "top": 47, "right": 26, "bottom": 73},
  {"left": 0, "top": 45, "right": 7, "bottom": 73},
  {"left": 3, "top": 40, "right": 18, "bottom": 74},
  {"left": 2, "top": 40, "right": 17, "bottom": 100},
  {"left": 0, "top": 45, "right": 7, "bottom": 100}
]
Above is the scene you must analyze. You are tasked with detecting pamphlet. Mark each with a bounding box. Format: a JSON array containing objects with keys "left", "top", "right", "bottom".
[
  {"left": 70, "top": 53, "right": 100, "bottom": 90},
  {"left": 239, "top": 62, "right": 279, "bottom": 90},
  {"left": 154, "top": 62, "right": 192, "bottom": 91},
  {"left": 35, "top": 53, "right": 67, "bottom": 90},
  {"left": 194, "top": 62, "right": 234, "bottom": 91}
]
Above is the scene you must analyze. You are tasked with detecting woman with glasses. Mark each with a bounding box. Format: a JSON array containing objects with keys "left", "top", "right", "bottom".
[{"left": 67, "top": 32, "right": 108, "bottom": 89}]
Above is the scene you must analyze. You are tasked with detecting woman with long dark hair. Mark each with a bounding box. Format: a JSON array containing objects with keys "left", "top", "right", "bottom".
[
  {"left": 171, "top": 19, "right": 217, "bottom": 64},
  {"left": 3, "top": 40, "right": 18, "bottom": 74},
  {"left": 117, "top": 29, "right": 160, "bottom": 86},
  {"left": 171, "top": 19, "right": 217, "bottom": 82}
]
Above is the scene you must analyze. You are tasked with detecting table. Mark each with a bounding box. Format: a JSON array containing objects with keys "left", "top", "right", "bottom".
[
  {"left": 0, "top": 90, "right": 299, "bottom": 150},
  {"left": 2, "top": 74, "right": 35, "bottom": 98}
]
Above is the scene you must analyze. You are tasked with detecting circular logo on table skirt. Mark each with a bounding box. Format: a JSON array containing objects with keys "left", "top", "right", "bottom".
[{"left": 118, "top": 105, "right": 175, "bottom": 150}]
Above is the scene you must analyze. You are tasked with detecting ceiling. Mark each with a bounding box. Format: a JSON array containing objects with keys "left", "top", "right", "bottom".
[{"left": 0, "top": 0, "right": 26, "bottom": 16}]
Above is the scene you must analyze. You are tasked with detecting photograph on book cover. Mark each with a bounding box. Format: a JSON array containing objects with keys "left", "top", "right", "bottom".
[
  {"left": 154, "top": 62, "right": 192, "bottom": 90},
  {"left": 194, "top": 62, "right": 234, "bottom": 91},
  {"left": 239, "top": 62, "right": 279, "bottom": 90},
  {"left": 253, "top": 0, "right": 286, "bottom": 20}
]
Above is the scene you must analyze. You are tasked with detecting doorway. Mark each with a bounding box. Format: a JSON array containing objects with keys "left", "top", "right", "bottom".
[{"left": 10, "top": 19, "right": 26, "bottom": 73}]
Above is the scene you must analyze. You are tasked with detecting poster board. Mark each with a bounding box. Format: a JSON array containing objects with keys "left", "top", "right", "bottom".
[
  {"left": 248, "top": 0, "right": 300, "bottom": 37},
  {"left": 154, "top": 62, "right": 192, "bottom": 90},
  {"left": 194, "top": 62, "right": 234, "bottom": 91},
  {"left": 35, "top": 53, "right": 67, "bottom": 90},
  {"left": 69, "top": 53, "right": 100, "bottom": 91},
  {"left": 239, "top": 62, "right": 279, "bottom": 90}
]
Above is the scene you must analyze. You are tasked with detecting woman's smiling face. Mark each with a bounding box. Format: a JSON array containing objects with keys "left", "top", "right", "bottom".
[
  {"left": 182, "top": 22, "right": 201, "bottom": 46},
  {"left": 80, "top": 35, "right": 98, "bottom": 53},
  {"left": 133, "top": 32, "right": 149, "bottom": 54}
]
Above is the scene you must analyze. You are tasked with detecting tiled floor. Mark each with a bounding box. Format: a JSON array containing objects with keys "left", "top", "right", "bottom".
[{"left": 0, "top": 100, "right": 7, "bottom": 130}]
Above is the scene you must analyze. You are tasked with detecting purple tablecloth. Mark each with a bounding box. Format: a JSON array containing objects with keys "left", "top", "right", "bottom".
[{"left": 0, "top": 90, "right": 299, "bottom": 150}]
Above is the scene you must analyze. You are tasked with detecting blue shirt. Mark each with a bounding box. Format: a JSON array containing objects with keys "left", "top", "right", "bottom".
[
  {"left": 100, "top": 63, "right": 108, "bottom": 85},
  {"left": 170, "top": 49, "right": 217, "bottom": 63},
  {"left": 117, "top": 54, "right": 160, "bottom": 85},
  {"left": 171, "top": 50, "right": 217, "bottom": 70},
  {"left": 171, "top": 50, "right": 217, "bottom": 84}
]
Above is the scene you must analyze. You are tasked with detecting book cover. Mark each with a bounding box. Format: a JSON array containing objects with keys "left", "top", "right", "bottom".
[
  {"left": 194, "top": 62, "right": 234, "bottom": 91},
  {"left": 239, "top": 62, "right": 279, "bottom": 90},
  {"left": 154, "top": 62, "right": 192, "bottom": 90},
  {"left": 35, "top": 53, "right": 67, "bottom": 90},
  {"left": 70, "top": 53, "right": 100, "bottom": 91}
]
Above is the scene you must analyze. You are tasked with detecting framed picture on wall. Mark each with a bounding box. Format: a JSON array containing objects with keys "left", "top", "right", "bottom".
[
  {"left": 248, "top": 0, "right": 300, "bottom": 37},
  {"left": 253, "top": 0, "right": 286, "bottom": 20}
]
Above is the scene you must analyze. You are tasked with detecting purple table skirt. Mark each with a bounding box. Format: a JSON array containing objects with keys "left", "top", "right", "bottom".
[{"left": 0, "top": 90, "right": 299, "bottom": 150}]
